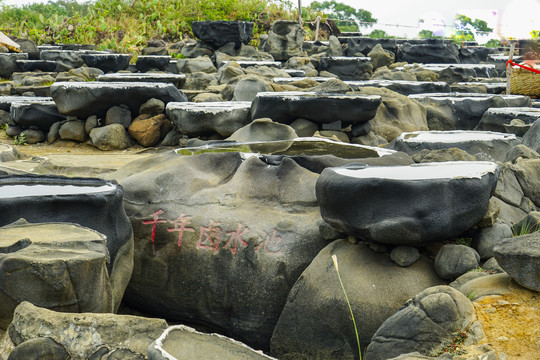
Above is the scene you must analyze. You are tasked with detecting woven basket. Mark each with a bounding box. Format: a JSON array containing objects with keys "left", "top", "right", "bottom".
[{"left": 510, "top": 65, "right": 540, "bottom": 97}]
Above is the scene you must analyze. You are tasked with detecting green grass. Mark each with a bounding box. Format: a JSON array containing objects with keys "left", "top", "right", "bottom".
[
  {"left": 0, "top": 0, "right": 294, "bottom": 57},
  {"left": 332, "top": 254, "right": 363, "bottom": 360},
  {"left": 512, "top": 218, "right": 540, "bottom": 236}
]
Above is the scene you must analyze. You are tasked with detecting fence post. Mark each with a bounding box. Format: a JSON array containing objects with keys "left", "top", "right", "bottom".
[
  {"left": 298, "top": 0, "right": 303, "bottom": 27},
  {"left": 506, "top": 42, "right": 515, "bottom": 95}
]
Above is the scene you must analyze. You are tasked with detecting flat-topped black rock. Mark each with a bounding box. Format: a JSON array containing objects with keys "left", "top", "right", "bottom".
[
  {"left": 316, "top": 161, "right": 500, "bottom": 245},
  {"left": 166, "top": 101, "right": 252, "bottom": 137},
  {"left": 476, "top": 107, "right": 540, "bottom": 132},
  {"left": 251, "top": 91, "right": 382, "bottom": 125},
  {"left": 0, "top": 53, "right": 28, "bottom": 78},
  {"left": 97, "top": 73, "right": 186, "bottom": 88},
  {"left": 81, "top": 53, "right": 131, "bottom": 73},
  {"left": 10, "top": 100, "right": 66, "bottom": 131},
  {"left": 191, "top": 20, "right": 254, "bottom": 49},
  {"left": 388, "top": 130, "right": 519, "bottom": 161},
  {"left": 15, "top": 60, "right": 57, "bottom": 72},
  {"left": 409, "top": 92, "right": 531, "bottom": 130},
  {"left": 50, "top": 81, "right": 187, "bottom": 118},
  {"left": 347, "top": 79, "right": 451, "bottom": 95},
  {"left": 135, "top": 55, "right": 171, "bottom": 72},
  {"left": 318, "top": 56, "right": 373, "bottom": 80},
  {"left": 0, "top": 96, "right": 52, "bottom": 112},
  {"left": 0, "top": 175, "right": 133, "bottom": 305}
]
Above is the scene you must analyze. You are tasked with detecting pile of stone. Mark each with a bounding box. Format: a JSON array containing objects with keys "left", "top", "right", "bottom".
[{"left": 0, "top": 21, "right": 539, "bottom": 360}]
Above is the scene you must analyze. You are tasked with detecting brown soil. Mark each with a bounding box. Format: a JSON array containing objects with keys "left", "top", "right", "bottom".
[{"left": 471, "top": 291, "right": 540, "bottom": 359}]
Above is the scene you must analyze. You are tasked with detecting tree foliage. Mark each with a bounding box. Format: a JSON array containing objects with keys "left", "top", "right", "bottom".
[
  {"left": 309, "top": 0, "right": 376, "bottom": 31},
  {"left": 455, "top": 14, "right": 493, "bottom": 40}
]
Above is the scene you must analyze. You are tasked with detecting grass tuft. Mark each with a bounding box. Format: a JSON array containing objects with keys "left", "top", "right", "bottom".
[{"left": 332, "top": 254, "right": 362, "bottom": 360}]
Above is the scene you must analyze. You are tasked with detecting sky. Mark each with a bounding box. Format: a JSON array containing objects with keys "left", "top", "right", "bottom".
[{"left": 2, "top": 0, "right": 540, "bottom": 39}]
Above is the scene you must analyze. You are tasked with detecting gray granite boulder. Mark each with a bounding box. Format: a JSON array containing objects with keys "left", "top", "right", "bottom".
[
  {"left": 509, "top": 159, "right": 540, "bottom": 207},
  {"left": 167, "top": 101, "right": 251, "bottom": 137},
  {"left": 10, "top": 100, "right": 66, "bottom": 131},
  {"left": 227, "top": 118, "right": 297, "bottom": 142},
  {"left": 408, "top": 93, "right": 531, "bottom": 130},
  {"left": 476, "top": 107, "right": 540, "bottom": 133},
  {"left": 388, "top": 131, "right": 519, "bottom": 162},
  {"left": 50, "top": 81, "right": 187, "bottom": 118},
  {"left": 176, "top": 55, "right": 216, "bottom": 73},
  {"left": 318, "top": 56, "right": 373, "bottom": 80},
  {"left": 270, "top": 240, "right": 443, "bottom": 360},
  {"left": 109, "top": 151, "right": 329, "bottom": 350},
  {"left": 316, "top": 161, "right": 500, "bottom": 245},
  {"left": 368, "top": 43, "right": 395, "bottom": 70},
  {"left": 352, "top": 87, "right": 428, "bottom": 142},
  {"left": 366, "top": 286, "right": 475, "bottom": 360},
  {"left": 262, "top": 20, "right": 304, "bottom": 61},
  {"left": 2, "top": 301, "right": 168, "bottom": 360},
  {"left": 434, "top": 244, "right": 481, "bottom": 279},
  {"left": 473, "top": 223, "right": 514, "bottom": 260},
  {"left": 58, "top": 118, "right": 87, "bottom": 142},
  {"left": 89, "top": 123, "right": 133, "bottom": 150},
  {"left": 250, "top": 91, "right": 381, "bottom": 125},
  {"left": 522, "top": 119, "right": 540, "bottom": 154},
  {"left": 493, "top": 232, "right": 540, "bottom": 292},
  {"left": 81, "top": 53, "right": 130, "bottom": 73},
  {"left": 148, "top": 325, "right": 276, "bottom": 360},
  {"left": 192, "top": 21, "right": 254, "bottom": 49}
]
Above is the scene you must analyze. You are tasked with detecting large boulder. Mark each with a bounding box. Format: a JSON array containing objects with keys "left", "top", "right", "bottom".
[
  {"left": 316, "top": 161, "right": 500, "bottom": 245},
  {"left": 263, "top": 20, "right": 304, "bottom": 61},
  {"left": 493, "top": 232, "right": 540, "bottom": 292},
  {"left": 0, "top": 175, "right": 133, "bottom": 312},
  {"left": 270, "top": 240, "right": 443, "bottom": 360},
  {"left": 108, "top": 151, "right": 329, "bottom": 350},
  {"left": 346, "top": 37, "right": 398, "bottom": 57},
  {"left": 191, "top": 21, "right": 254, "bottom": 49},
  {"left": 352, "top": 87, "right": 428, "bottom": 142},
  {"left": 0, "top": 221, "right": 113, "bottom": 328},
  {"left": 50, "top": 81, "right": 187, "bottom": 118},
  {"left": 1, "top": 301, "right": 168, "bottom": 360},
  {"left": 365, "top": 286, "right": 475, "bottom": 360}
]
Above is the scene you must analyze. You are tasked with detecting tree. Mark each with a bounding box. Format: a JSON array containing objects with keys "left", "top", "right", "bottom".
[
  {"left": 455, "top": 14, "right": 493, "bottom": 40},
  {"left": 418, "top": 29, "right": 434, "bottom": 39},
  {"left": 310, "top": 0, "right": 376, "bottom": 31}
]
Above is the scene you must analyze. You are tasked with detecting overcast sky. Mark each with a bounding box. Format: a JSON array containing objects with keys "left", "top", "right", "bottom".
[{"left": 2, "top": 0, "right": 540, "bottom": 39}]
